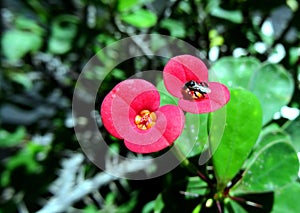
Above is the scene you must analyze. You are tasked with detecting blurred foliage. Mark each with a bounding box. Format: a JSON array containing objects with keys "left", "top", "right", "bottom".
[{"left": 1, "top": 0, "right": 300, "bottom": 213}]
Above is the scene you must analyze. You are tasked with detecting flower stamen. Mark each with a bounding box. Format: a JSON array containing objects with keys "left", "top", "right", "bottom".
[{"left": 134, "top": 110, "right": 157, "bottom": 130}]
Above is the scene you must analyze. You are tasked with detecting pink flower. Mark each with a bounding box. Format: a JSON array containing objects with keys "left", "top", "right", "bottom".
[
  {"left": 163, "top": 55, "right": 230, "bottom": 114},
  {"left": 100, "top": 79, "right": 185, "bottom": 154}
]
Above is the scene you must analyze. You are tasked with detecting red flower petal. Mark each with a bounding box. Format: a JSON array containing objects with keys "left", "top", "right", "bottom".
[
  {"left": 101, "top": 79, "right": 160, "bottom": 139},
  {"left": 100, "top": 83, "right": 123, "bottom": 139},
  {"left": 178, "top": 82, "right": 230, "bottom": 114},
  {"left": 163, "top": 55, "right": 208, "bottom": 98},
  {"left": 124, "top": 105, "right": 185, "bottom": 153}
]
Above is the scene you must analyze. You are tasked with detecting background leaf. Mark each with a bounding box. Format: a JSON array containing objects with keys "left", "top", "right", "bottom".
[
  {"left": 249, "top": 63, "right": 294, "bottom": 124},
  {"left": 233, "top": 141, "right": 299, "bottom": 193},
  {"left": 272, "top": 182, "right": 300, "bottom": 213},
  {"left": 210, "top": 7, "right": 243, "bottom": 24},
  {"left": 285, "top": 115, "right": 300, "bottom": 152},
  {"left": 2, "top": 30, "right": 43, "bottom": 62},
  {"left": 120, "top": 9, "right": 157, "bottom": 28},
  {"left": 210, "top": 57, "right": 260, "bottom": 88},
  {"left": 118, "top": 0, "right": 140, "bottom": 11},
  {"left": 211, "top": 57, "right": 294, "bottom": 125}
]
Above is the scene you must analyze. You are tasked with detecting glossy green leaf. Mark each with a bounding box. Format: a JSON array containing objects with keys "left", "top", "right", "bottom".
[
  {"left": 249, "top": 63, "right": 294, "bottom": 124},
  {"left": 272, "top": 182, "right": 300, "bottom": 213},
  {"left": 120, "top": 9, "right": 157, "bottom": 28},
  {"left": 210, "top": 57, "right": 260, "bottom": 88},
  {"left": 233, "top": 141, "right": 299, "bottom": 193},
  {"left": 211, "top": 88, "right": 262, "bottom": 188}
]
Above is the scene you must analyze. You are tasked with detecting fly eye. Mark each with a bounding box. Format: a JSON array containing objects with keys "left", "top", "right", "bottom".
[{"left": 187, "top": 80, "right": 196, "bottom": 86}]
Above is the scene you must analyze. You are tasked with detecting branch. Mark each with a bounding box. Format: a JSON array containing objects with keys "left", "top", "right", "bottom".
[{"left": 36, "top": 153, "right": 153, "bottom": 213}]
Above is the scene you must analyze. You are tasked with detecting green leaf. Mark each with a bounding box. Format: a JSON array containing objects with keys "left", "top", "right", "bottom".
[
  {"left": 1, "top": 142, "right": 50, "bottom": 186},
  {"left": 8, "top": 72, "right": 33, "bottom": 90},
  {"left": 249, "top": 63, "right": 294, "bottom": 124},
  {"left": 142, "top": 200, "right": 155, "bottom": 213},
  {"left": 161, "top": 19, "right": 186, "bottom": 38},
  {"left": 285, "top": 115, "right": 300, "bottom": 152},
  {"left": 211, "top": 58, "right": 294, "bottom": 125},
  {"left": 192, "top": 204, "right": 201, "bottom": 213},
  {"left": 156, "top": 80, "right": 178, "bottom": 106},
  {"left": 83, "top": 205, "right": 99, "bottom": 213},
  {"left": 2, "top": 29, "right": 43, "bottom": 62},
  {"left": 210, "top": 7, "right": 243, "bottom": 24},
  {"left": 120, "top": 9, "right": 157, "bottom": 28},
  {"left": 186, "top": 176, "right": 208, "bottom": 197},
  {"left": 233, "top": 141, "right": 299, "bottom": 193},
  {"left": 211, "top": 88, "right": 262, "bottom": 188},
  {"left": 117, "top": 0, "right": 154, "bottom": 12},
  {"left": 254, "top": 125, "right": 291, "bottom": 152},
  {"left": 0, "top": 127, "right": 26, "bottom": 147},
  {"left": 15, "top": 16, "right": 44, "bottom": 34},
  {"left": 118, "top": 0, "right": 139, "bottom": 11},
  {"left": 48, "top": 15, "right": 79, "bottom": 54},
  {"left": 210, "top": 57, "right": 261, "bottom": 88},
  {"left": 225, "top": 200, "right": 247, "bottom": 213},
  {"left": 272, "top": 182, "right": 300, "bottom": 213},
  {"left": 175, "top": 113, "right": 208, "bottom": 158},
  {"left": 154, "top": 194, "right": 164, "bottom": 213}
]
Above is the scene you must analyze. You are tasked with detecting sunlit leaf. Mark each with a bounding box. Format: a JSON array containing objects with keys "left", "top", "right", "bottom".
[
  {"left": 48, "top": 15, "right": 79, "bottom": 54},
  {"left": 118, "top": 0, "right": 139, "bottom": 11},
  {"left": 210, "top": 57, "right": 261, "bottom": 88},
  {"left": 212, "top": 58, "right": 294, "bottom": 125},
  {"left": 249, "top": 63, "right": 294, "bottom": 124},
  {"left": 0, "top": 127, "right": 26, "bottom": 147},
  {"left": 8, "top": 72, "right": 33, "bottom": 90},
  {"left": 210, "top": 7, "right": 243, "bottom": 24},
  {"left": 2, "top": 30, "right": 43, "bottom": 62},
  {"left": 120, "top": 9, "right": 157, "bottom": 28},
  {"left": 161, "top": 19, "right": 186, "bottom": 38}
]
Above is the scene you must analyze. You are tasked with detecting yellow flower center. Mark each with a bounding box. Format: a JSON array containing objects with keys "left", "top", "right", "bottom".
[{"left": 134, "top": 110, "right": 157, "bottom": 130}]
